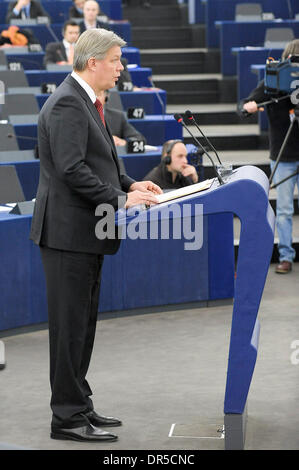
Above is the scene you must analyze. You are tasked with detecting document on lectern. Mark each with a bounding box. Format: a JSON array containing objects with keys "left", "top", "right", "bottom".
[{"left": 156, "top": 178, "right": 215, "bottom": 204}]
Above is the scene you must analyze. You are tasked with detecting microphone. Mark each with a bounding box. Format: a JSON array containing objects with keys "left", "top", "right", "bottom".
[
  {"left": 8, "top": 133, "right": 38, "bottom": 141},
  {"left": 45, "top": 23, "right": 61, "bottom": 43},
  {"left": 184, "top": 110, "right": 222, "bottom": 165},
  {"left": 174, "top": 113, "right": 224, "bottom": 185},
  {"left": 148, "top": 76, "right": 166, "bottom": 121}
]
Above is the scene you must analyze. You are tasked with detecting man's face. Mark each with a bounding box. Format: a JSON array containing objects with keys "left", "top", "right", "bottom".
[
  {"left": 83, "top": 1, "right": 99, "bottom": 22},
  {"left": 74, "top": 0, "right": 85, "bottom": 9},
  {"left": 168, "top": 143, "right": 188, "bottom": 173},
  {"left": 93, "top": 45, "right": 124, "bottom": 92},
  {"left": 64, "top": 25, "right": 80, "bottom": 44}
]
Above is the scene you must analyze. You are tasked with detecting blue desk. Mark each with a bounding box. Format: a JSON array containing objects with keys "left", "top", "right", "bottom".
[
  {"left": 233, "top": 47, "right": 283, "bottom": 101},
  {"left": 120, "top": 89, "right": 166, "bottom": 114},
  {"left": 205, "top": 0, "right": 299, "bottom": 48},
  {"left": 0, "top": 152, "right": 162, "bottom": 200},
  {"left": 14, "top": 124, "right": 37, "bottom": 150},
  {"left": 4, "top": 46, "right": 140, "bottom": 70},
  {"left": 116, "top": 165, "right": 275, "bottom": 448},
  {"left": 0, "top": 208, "right": 234, "bottom": 329},
  {"left": 0, "top": 145, "right": 199, "bottom": 200},
  {"left": 121, "top": 46, "right": 140, "bottom": 66},
  {"left": 191, "top": 0, "right": 206, "bottom": 24},
  {"left": 124, "top": 115, "right": 182, "bottom": 146},
  {"left": 0, "top": 22, "right": 131, "bottom": 49},
  {"left": 13, "top": 114, "right": 181, "bottom": 148},
  {"left": 216, "top": 20, "right": 299, "bottom": 76},
  {"left": 36, "top": 89, "right": 167, "bottom": 115},
  {"left": 0, "top": 160, "right": 40, "bottom": 201},
  {"left": 25, "top": 67, "right": 152, "bottom": 88},
  {"left": 251, "top": 64, "right": 269, "bottom": 132},
  {"left": 6, "top": 51, "right": 44, "bottom": 70}
]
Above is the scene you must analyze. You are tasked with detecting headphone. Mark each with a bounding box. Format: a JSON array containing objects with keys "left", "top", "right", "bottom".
[{"left": 162, "top": 139, "right": 183, "bottom": 165}]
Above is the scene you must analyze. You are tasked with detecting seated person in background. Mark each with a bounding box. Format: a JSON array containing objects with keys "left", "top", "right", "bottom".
[
  {"left": 0, "top": 25, "right": 30, "bottom": 46},
  {"left": 79, "top": 0, "right": 109, "bottom": 33},
  {"left": 98, "top": 90, "right": 146, "bottom": 148},
  {"left": 43, "top": 20, "right": 80, "bottom": 66},
  {"left": 118, "top": 56, "right": 141, "bottom": 92},
  {"left": 6, "top": 0, "right": 51, "bottom": 23},
  {"left": 143, "top": 139, "right": 198, "bottom": 189},
  {"left": 69, "top": 0, "right": 86, "bottom": 19}
]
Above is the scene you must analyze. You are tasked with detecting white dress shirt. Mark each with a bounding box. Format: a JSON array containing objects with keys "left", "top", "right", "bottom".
[{"left": 71, "top": 71, "right": 96, "bottom": 104}]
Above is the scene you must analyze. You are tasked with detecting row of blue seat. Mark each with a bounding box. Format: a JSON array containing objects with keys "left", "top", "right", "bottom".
[
  {"left": 216, "top": 20, "right": 299, "bottom": 76},
  {"left": 197, "top": 0, "right": 299, "bottom": 48},
  {"left": 14, "top": 114, "right": 182, "bottom": 150},
  {"left": 0, "top": 21, "right": 131, "bottom": 47},
  {"left": 0, "top": 0, "right": 122, "bottom": 22},
  {"left": 2, "top": 146, "right": 200, "bottom": 201},
  {"left": 5, "top": 46, "right": 140, "bottom": 70}
]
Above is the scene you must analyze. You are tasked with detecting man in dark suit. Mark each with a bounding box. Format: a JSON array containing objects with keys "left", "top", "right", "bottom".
[
  {"left": 99, "top": 90, "right": 146, "bottom": 148},
  {"left": 44, "top": 20, "right": 80, "bottom": 67},
  {"left": 69, "top": 0, "right": 86, "bottom": 19},
  {"left": 6, "top": 0, "right": 51, "bottom": 23},
  {"left": 30, "top": 27, "right": 161, "bottom": 442},
  {"left": 79, "top": 0, "right": 109, "bottom": 33}
]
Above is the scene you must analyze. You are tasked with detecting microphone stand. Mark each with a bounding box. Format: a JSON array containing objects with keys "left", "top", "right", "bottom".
[
  {"left": 269, "top": 105, "right": 299, "bottom": 188},
  {"left": 185, "top": 110, "right": 222, "bottom": 165},
  {"left": 174, "top": 113, "right": 225, "bottom": 185}
]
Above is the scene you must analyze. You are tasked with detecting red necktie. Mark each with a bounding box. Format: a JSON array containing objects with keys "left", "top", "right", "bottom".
[{"left": 94, "top": 98, "right": 106, "bottom": 127}]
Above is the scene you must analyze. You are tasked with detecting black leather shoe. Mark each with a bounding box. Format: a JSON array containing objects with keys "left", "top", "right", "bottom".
[
  {"left": 85, "top": 410, "right": 122, "bottom": 427},
  {"left": 51, "top": 421, "right": 118, "bottom": 442}
]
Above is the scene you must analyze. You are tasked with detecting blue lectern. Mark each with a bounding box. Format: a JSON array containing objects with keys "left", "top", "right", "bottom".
[{"left": 116, "top": 165, "right": 275, "bottom": 449}]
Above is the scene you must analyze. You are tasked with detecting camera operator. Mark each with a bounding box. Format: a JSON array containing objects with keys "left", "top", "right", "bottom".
[{"left": 242, "top": 39, "right": 299, "bottom": 274}]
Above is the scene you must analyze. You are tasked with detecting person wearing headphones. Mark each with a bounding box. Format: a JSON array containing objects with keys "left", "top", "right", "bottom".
[{"left": 143, "top": 139, "right": 198, "bottom": 190}]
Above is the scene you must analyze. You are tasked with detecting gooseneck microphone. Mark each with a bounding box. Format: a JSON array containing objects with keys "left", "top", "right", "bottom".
[
  {"left": 185, "top": 110, "right": 222, "bottom": 165},
  {"left": 174, "top": 113, "right": 224, "bottom": 185},
  {"left": 148, "top": 76, "right": 166, "bottom": 122},
  {"left": 7, "top": 133, "right": 38, "bottom": 141}
]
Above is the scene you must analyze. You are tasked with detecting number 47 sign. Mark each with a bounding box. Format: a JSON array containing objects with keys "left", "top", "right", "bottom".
[{"left": 127, "top": 107, "right": 145, "bottom": 119}]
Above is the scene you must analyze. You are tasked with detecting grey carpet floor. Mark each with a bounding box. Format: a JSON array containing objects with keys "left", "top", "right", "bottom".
[{"left": 0, "top": 263, "right": 298, "bottom": 451}]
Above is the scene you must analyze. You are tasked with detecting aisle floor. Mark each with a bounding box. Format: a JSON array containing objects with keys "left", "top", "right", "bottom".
[{"left": 0, "top": 263, "right": 298, "bottom": 450}]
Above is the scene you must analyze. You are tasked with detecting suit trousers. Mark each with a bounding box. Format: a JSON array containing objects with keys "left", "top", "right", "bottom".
[{"left": 40, "top": 246, "right": 104, "bottom": 428}]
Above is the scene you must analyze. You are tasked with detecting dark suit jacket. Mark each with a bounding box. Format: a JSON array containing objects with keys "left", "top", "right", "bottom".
[
  {"left": 69, "top": 5, "right": 84, "bottom": 18},
  {"left": 30, "top": 74, "right": 135, "bottom": 255},
  {"left": 79, "top": 20, "right": 109, "bottom": 33},
  {"left": 44, "top": 42, "right": 67, "bottom": 66},
  {"left": 104, "top": 106, "right": 146, "bottom": 143},
  {"left": 6, "top": 1, "right": 51, "bottom": 23},
  {"left": 242, "top": 79, "right": 299, "bottom": 162}
]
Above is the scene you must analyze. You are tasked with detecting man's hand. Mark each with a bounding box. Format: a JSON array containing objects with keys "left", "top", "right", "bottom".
[
  {"left": 125, "top": 190, "right": 159, "bottom": 209},
  {"left": 129, "top": 181, "right": 163, "bottom": 195},
  {"left": 15, "top": 0, "right": 30, "bottom": 10},
  {"left": 180, "top": 164, "right": 198, "bottom": 183},
  {"left": 113, "top": 135, "right": 126, "bottom": 147},
  {"left": 125, "top": 181, "right": 162, "bottom": 209},
  {"left": 243, "top": 101, "right": 264, "bottom": 114}
]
